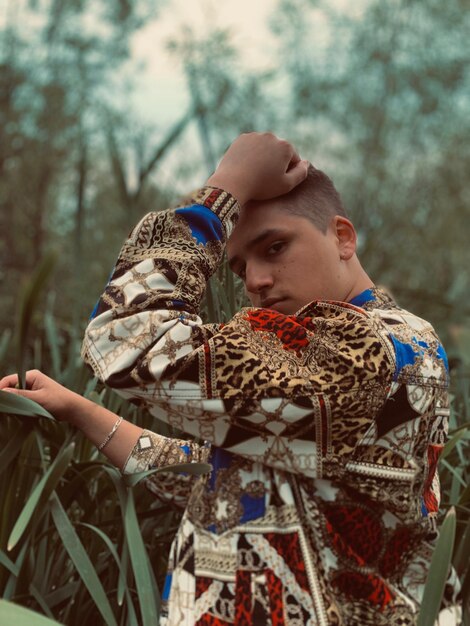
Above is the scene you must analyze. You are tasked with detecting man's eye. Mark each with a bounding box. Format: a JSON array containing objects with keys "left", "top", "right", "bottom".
[{"left": 267, "top": 241, "right": 285, "bottom": 255}]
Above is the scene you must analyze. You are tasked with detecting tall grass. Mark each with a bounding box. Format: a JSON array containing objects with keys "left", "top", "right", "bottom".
[{"left": 0, "top": 259, "right": 468, "bottom": 625}]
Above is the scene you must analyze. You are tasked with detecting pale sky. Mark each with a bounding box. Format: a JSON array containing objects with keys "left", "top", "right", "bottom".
[{"left": 126, "top": 0, "right": 278, "bottom": 123}]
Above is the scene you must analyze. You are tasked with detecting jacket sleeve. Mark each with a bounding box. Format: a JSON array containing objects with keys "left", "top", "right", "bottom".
[
  {"left": 82, "top": 187, "right": 396, "bottom": 480},
  {"left": 122, "top": 429, "right": 211, "bottom": 509}
]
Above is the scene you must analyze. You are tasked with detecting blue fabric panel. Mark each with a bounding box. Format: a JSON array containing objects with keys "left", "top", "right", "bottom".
[
  {"left": 172, "top": 299, "right": 188, "bottom": 309},
  {"left": 389, "top": 334, "right": 419, "bottom": 368},
  {"left": 348, "top": 288, "right": 377, "bottom": 308},
  {"left": 89, "top": 268, "right": 115, "bottom": 320},
  {"left": 421, "top": 499, "right": 428, "bottom": 517},
  {"left": 207, "top": 448, "right": 233, "bottom": 490},
  {"left": 436, "top": 343, "right": 449, "bottom": 373},
  {"left": 180, "top": 444, "right": 191, "bottom": 456},
  {"left": 240, "top": 493, "right": 266, "bottom": 524},
  {"left": 175, "top": 205, "right": 223, "bottom": 244},
  {"left": 89, "top": 299, "right": 100, "bottom": 320},
  {"left": 162, "top": 573, "right": 172, "bottom": 601},
  {"left": 389, "top": 334, "right": 424, "bottom": 381}
]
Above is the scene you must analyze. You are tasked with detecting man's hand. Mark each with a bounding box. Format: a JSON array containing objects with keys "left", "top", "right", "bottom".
[
  {"left": 1, "top": 370, "right": 145, "bottom": 468},
  {"left": 207, "top": 132, "right": 309, "bottom": 205},
  {"left": 0, "top": 370, "right": 90, "bottom": 423}
]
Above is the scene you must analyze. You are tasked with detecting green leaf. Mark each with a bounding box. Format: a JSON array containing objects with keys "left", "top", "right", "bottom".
[
  {"left": 0, "top": 550, "right": 52, "bottom": 615},
  {"left": 458, "top": 483, "right": 470, "bottom": 506},
  {"left": 79, "top": 523, "right": 125, "bottom": 604},
  {"left": 453, "top": 518, "right": 470, "bottom": 577},
  {"left": 123, "top": 462, "right": 212, "bottom": 487},
  {"left": 29, "top": 585, "right": 57, "bottom": 620},
  {"left": 79, "top": 523, "right": 139, "bottom": 623},
  {"left": 417, "top": 507, "right": 457, "bottom": 626},
  {"left": 3, "top": 540, "right": 30, "bottom": 599},
  {"left": 0, "top": 600, "right": 63, "bottom": 626},
  {"left": 50, "top": 494, "right": 118, "bottom": 626},
  {"left": 0, "top": 329, "right": 12, "bottom": 365},
  {"left": 440, "top": 459, "right": 466, "bottom": 489},
  {"left": 440, "top": 427, "right": 467, "bottom": 459},
  {"left": 44, "top": 311, "right": 62, "bottom": 380},
  {"left": 8, "top": 442, "right": 75, "bottom": 550},
  {"left": 0, "top": 390, "right": 56, "bottom": 420},
  {"left": 105, "top": 468, "right": 160, "bottom": 626},
  {"left": 16, "top": 251, "right": 57, "bottom": 389},
  {"left": 0, "top": 549, "right": 19, "bottom": 577},
  {"left": 44, "top": 582, "right": 80, "bottom": 610},
  {"left": 0, "top": 421, "right": 33, "bottom": 473},
  {"left": 117, "top": 542, "right": 129, "bottom": 608},
  {"left": 124, "top": 488, "right": 160, "bottom": 626}
]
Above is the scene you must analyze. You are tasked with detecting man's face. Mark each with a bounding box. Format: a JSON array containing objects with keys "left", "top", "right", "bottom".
[{"left": 226, "top": 200, "right": 351, "bottom": 315}]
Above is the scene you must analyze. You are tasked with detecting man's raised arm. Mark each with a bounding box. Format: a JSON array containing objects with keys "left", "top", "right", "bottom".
[{"left": 82, "top": 132, "right": 308, "bottom": 387}]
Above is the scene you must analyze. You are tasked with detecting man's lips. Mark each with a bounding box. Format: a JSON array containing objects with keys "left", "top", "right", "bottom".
[{"left": 260, "top": 297, "right": 285, "bottom": 309}]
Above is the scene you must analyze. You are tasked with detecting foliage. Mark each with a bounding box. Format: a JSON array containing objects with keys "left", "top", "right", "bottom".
[{"left": 270, "top": 0, "right": 470, "bottom": 334}]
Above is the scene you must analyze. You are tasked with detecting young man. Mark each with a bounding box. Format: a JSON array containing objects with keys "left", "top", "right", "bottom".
[{"left": 1, "top": 133, "right": 459, "bottom": 624}]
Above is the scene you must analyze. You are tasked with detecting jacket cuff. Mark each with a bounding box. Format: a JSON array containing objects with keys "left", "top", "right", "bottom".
[{"left": 189, "top": 186, "right": 240, "bottom": 238}]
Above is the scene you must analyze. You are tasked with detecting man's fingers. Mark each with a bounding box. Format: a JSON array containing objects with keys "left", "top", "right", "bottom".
[
  {"left": 2, "top": 387, "right": 20, "bottom": 394},
  {"left": 0, "top": 374, "right": 20, "bottom": 389},
  {"left": 0, "top": 369, "right": 43, "bottom": 390},
  {"left": 286, "top": 150, "right": 301, "bottom": 169},
  {"left": 285, "top": 159, "right": 309, "bottom": 188},
  {"left": 0, "top": 387, "right": 33, "bottom": 398},
  {"left": 208, "top": 132, "right": 307, "bottom": 203}
]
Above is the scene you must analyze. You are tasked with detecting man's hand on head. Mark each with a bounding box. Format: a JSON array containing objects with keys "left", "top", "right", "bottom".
[{"left": 206, "top": 132, "right": 309, "bottom": 206}]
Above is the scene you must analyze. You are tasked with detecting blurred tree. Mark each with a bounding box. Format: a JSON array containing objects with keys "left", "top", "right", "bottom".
[
  {"left": 0, "top": 0, "right": 165, "bottom": 344},
  {"left": 104, "top": 108, "right": 192, "bottom": 222},
  {"left": 168, "top": 26, "right": 280, "bottom": 175},
  {"left": 271, "top": 0, "right": 470, "bottom": 333}
]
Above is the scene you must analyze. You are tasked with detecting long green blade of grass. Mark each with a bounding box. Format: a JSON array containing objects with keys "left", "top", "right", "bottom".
[
  {"left": 105, "top": 468, "right": 160, "bottom": 626},
  {"left": 453, "top": 520, "right": 470, "bottom": 578},
  {"left": 124, "top": 489, "right": 160, "bottom": 626},
  {"left": 44, "top": 582, "right": 80, "bottom": 610},
  {"left": 0, "top": 549, "right": 55, "bottom": 617},
  {"left": 0, "top": 550, "right": 18, "bottom": 577},
  {"left": 16, "top": 252, "right": 57, "bottom": 390},
  {"left": 417, "top": 507, "right": 457, "bottom": 626},
  {"left": 3, "top": 540, "right": 30, "bottom": 600},
  {"left": 8, "top": 442, "right": 75, "bottom": 550},
  {"left": 0, "top": 600, "right": 63, "bottom": 626},
  {"left": 0, "top": 391, "right": 55, "bottom": 420},
  {"left": 0, "top": 421, "right": 33, "bottom": 474},
  {"left": 79, "top": 523, "right": 127, "bottom": 605},
  {"left": 28, "top": 585, "right": 58, "bottom": 620},
  {"left": 50, "top": 494, "right": 118, "bottom": 626},
  {"left": 79, "top": 523, "right": 139, "bottom": 624},
  {"left": 0, "top": 329, "right": 12, "bottom": 366},
  {"left": 440, "top": 427, "right": 468, "bottom": 459},
  {"left": 44, "top": 311, "right": 62, "bottom": 381},
  {"left": 117, "top": 541, "right": 129, "bottom": 608}
]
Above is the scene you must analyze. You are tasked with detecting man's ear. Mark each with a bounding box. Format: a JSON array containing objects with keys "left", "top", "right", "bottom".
[{"left": 334, "top": 216, "right": 357, "bottom": 260}]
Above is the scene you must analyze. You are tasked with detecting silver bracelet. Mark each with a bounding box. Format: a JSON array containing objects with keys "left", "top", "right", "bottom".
[{"left": 97, "top": 416, "right": 123, "bottom": 451}]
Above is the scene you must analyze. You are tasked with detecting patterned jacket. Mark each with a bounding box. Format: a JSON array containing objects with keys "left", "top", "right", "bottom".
[{"left": 82, "top": 187, "right": 454, "bottom": 625}]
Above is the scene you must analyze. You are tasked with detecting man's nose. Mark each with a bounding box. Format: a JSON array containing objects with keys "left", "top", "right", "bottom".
[{"left": 245, "top": 265, "right": 274, "bottom": 294}]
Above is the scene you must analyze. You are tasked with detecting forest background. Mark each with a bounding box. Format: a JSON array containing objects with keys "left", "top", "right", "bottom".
[{"left": 0, "top": 0, "right": 469, "bottom": 624}]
